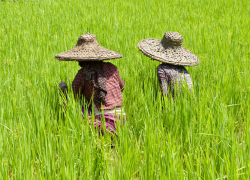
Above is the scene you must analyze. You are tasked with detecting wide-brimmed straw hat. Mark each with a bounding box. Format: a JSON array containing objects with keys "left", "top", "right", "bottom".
[
  {"left": 55, "top": 32, "right": 122, "bottom": 61},
  {"left": 137, "top": 31, "right": 200, "bottom": 66}
]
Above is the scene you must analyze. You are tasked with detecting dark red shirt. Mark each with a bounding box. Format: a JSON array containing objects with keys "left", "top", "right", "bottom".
[{"left": 72, "top": 62, "right": 125, "bottom": 110}]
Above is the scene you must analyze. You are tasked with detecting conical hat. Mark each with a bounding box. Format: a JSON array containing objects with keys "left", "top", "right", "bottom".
[
  {"left": 137, "top": 31, "right": 200, "bottom": 66},
  {"left": 55, "top": 32, "right": 122, "bottom": 61}
]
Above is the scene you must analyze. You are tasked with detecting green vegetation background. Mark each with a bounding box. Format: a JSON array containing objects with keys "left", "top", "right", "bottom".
[{"left": 0, "top": 0, "right": 249, "bottom": 179}]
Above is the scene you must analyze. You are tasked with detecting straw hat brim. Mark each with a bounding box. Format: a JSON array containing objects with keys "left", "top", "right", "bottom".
[
  {"left": 137, "top": 38, "right": 200, "bottom": 66},
  {"left": 55, "top": 45, "right": 122, "bottom": 61}
]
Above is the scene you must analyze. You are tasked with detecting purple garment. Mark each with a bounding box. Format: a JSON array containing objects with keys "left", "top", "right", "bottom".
[
  {"left": 157, "top": 64, "right": 193, "bottom": 97},
  {"left": 82, "top": 107, "right": 125, "bottom": 135}
]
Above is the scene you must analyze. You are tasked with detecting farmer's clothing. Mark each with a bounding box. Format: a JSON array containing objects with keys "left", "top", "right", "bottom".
[
  {"left": 72, "top": 62, "right": 125, "bottom": 110},
  {"left": 157, "top": 63, "right": 193, "bottom": 97},
  {"left": 75, "top": 61, "right": 107, "bottom": 108},
  {"left": 82, "top": 107, "right": 125, "bottom": 135},
  {"left": 93, "top": 104, "right": 126, "bottom": 116},
  {"left": 72, "top": 62, "right": 125, "bottom": 134}
]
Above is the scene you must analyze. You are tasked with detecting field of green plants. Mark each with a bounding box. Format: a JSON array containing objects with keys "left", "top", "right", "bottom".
[{"left": 0, "top": 0, "right": 249, "bottom": 179}]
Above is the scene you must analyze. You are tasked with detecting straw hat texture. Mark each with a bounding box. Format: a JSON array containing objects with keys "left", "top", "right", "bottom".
[
  {"left": 137, "top": 31, "right": 200, "bottom": 66},
  {"left": 55, "top": 32, "right": 122, "bottom": 61}
]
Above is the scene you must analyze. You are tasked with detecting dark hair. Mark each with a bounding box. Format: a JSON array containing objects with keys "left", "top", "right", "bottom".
[{"left": 78, "top": 61, "right": 85, "bottom": 67}]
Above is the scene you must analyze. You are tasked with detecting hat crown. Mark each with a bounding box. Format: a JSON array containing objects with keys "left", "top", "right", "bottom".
[
  {"left": 161, "top": 31, "right": 183, "bottom": 48},
  {"left": 76, "top": 32, "right": 98, "bottom": 46}
]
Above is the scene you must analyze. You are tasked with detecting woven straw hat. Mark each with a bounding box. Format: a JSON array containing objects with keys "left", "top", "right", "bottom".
[
  {"left": 55, "top": 32, "right": 122, "bottom": 61},
  {"left": 137, "top": 31, "right": 200, "bottom": 66}
]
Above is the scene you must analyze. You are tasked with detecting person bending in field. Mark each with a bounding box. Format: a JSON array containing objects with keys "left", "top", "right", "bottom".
[
  {"left": 137, "top": 31, "right": 200, "bottom": 98},
  {"left": 55, "top": 32, "right": 125, "bottom": 135}
]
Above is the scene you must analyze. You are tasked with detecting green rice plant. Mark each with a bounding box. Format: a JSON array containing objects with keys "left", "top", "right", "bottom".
[{"left": 0, "top": 0, "right": 249, "bottom": 179}]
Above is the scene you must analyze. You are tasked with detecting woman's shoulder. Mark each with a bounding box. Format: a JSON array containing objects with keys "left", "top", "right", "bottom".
[
  {"left": 157, "top": 63, "right": 164, "bottom": 69},
  {"left": 103, "top": 62, "right": 118, "bottom": 71},
  {"left": 104, "top": 62, "right": 117, "bottom": 67},
  {"left": 76, "top": 67, "right": 84, "bottom": 75},
  {"left": 157, "top": 63, "right": 172, "bottom": 71},
  {"left": 157, "top": 64, "right": 190, "bottom": 76},
  {"left": 158, "top": 63, "right": 186, "bottom": 70}
]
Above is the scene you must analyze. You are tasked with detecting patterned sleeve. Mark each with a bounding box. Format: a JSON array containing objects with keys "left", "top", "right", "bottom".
[
  {"left": 157, "top": 65, "right": 168, "bottom": 95},
  {"left": 72, "top": 69, "right": 83, "bottom": 98},
  {"left": 116, "top": 68, "right": 125, "bottom": 91}
]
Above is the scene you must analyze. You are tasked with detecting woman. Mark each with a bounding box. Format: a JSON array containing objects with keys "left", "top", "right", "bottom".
[
  {"left": 55, "top": 32, "right": 125, "bottom": 135},
  {"left": 137, "top": 31, "right": 200, "bottom": 97}
]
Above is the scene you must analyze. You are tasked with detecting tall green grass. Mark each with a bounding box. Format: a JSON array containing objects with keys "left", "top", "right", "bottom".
[{"left": 0, "top": 0, "right": 249, "bottom": 179}]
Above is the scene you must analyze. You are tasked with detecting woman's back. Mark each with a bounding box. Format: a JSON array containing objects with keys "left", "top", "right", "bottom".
[
  {"left": 157, "top": 63, "right": 193, "bottom": 96},
  {"left": 72, "top": 62, "right": 125, "bottom": 110}
]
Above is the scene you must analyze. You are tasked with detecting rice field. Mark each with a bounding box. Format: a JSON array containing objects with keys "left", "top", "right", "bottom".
[{"left": 0, "top": 0, "right": 249, "bottom": 179}]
